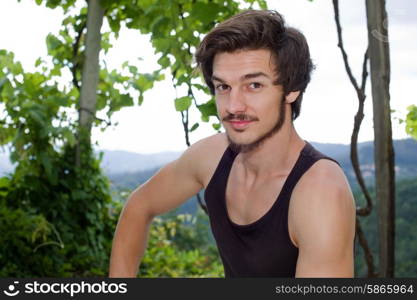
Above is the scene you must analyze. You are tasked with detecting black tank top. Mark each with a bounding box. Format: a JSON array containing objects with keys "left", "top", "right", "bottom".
[{"left": 204, "top": 141, "right": 340, "bottom": 277}]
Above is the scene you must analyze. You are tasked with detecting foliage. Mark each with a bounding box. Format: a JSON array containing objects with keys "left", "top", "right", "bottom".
[
  {"left": 42, "top": 6, "right": 163, "bottom": 128},
  {"left": 0, "top": 147, "right": 121, "bottom": 276},
  {"left": 107, "top": 0, "right": 266, "bottom": 133},
  {"left": 404, "top": 105, "right": 417, "bottom": 140},
  {"left": 0, "top": 191, "right": 66, "bottom": 277},
  {"left": 139, "top": 211, "right": 224, "bottom": 277},
  {"left": 33, "top": 0, "right": 268, "bottom": 135},
  {"left": 353, "top": 177, "right": 417, "bottom": 277},
  {"left": 0, "top": 48, "right": 121, "bottom": 276}
]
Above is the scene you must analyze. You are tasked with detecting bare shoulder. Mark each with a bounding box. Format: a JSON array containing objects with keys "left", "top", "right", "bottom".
[
  {"left": 289, "top": 159, "right": 356, "bottom": 277},
  {"left": 295, "top": 158, "right": 353, "bottom": 198},
  {"left": 181, "top": 132, "right": 229, "bottom": 188},
  {"left": 289, "top": 159, "right": 356, "bottom": 247}
]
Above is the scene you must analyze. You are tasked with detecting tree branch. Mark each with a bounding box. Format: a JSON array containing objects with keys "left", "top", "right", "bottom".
[
  {"left": 333, "top": 0, "right": 360, "bottom": 92},
  {"left": 71, "top": 20, "right": 86, "bottom": 90},
  {"left": 79, "top": 106, "right": 111, "bottom": 126},
  {"left": 356, "top": 217, "right": 378, "bottom": 277},
  {"left": 333, "top": 0, "right": 373, "bottom": 216},
  {"left": 333, "top": 0, "right": 376, "bottom": 276}
]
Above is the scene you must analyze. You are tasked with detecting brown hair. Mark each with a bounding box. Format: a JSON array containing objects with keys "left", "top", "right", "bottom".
[{"left": 195, "top": 10, "right": 314, "bottom": 120}]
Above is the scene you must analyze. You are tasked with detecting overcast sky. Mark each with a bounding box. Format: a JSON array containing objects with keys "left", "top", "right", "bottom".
[{"left": 0, "top": 0, "right": 415, "bottom": 154}]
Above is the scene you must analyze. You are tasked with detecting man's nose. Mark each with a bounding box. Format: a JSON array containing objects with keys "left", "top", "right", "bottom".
[{"left": 227, "top": 88, "right": 246, "bottom": 114}]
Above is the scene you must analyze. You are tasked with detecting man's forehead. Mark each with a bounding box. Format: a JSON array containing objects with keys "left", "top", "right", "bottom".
[{"left": 212, "top": 49, "right": 277, "bottom": 81}]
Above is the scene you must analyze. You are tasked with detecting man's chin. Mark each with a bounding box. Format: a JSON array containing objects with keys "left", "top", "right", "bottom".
[{"left": 226, "top": 134, "right": 259, "bottom": 153}]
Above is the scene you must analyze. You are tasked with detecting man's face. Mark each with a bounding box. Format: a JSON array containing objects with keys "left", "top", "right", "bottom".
[{"left": 212, "top": 49, "right": 287, "bottom": 153}]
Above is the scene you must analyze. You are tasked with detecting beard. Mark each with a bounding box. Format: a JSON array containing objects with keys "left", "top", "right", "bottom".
[{"left": 224, "top": 95, "right": 286, "bottom": 153}]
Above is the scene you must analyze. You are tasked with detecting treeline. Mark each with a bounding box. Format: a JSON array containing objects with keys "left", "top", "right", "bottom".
[{"left": 354, "top": 177, "right": 417, "bottom": 277}]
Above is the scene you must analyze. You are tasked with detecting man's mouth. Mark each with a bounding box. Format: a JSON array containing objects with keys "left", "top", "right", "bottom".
[{"left": 227, "top": 120, "right": 254, "bottom": 130}]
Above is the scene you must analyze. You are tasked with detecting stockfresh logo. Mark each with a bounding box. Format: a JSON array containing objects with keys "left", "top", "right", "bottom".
[{"left": 3, "top": 281, "right": 20, "bottom": 297}]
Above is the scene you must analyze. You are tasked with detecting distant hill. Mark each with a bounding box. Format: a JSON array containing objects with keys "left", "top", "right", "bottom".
[
  {"left": 107, "top": 138, "right": 417, "bottom": 192},
  {"left": 0, "top": 149, "right": 181, "bottom": 176},
  {"left": 312, "top": 138, "right": 417, "bottom": 186},
  {"left": 100, "top": 150, "right": 180, "bottom": 174},
  {"left": 1, "top": 139, "right": 416, "bottom": 182}
]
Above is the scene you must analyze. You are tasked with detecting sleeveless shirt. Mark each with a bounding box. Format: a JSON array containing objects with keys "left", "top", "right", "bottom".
[{"left": 204, "top": 141, "right": 340, "bottom": 277}]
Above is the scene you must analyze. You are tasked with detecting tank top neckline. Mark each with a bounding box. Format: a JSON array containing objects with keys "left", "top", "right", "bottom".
[{"left": 222, "top": 140, "right": 312, "bottom": 231}]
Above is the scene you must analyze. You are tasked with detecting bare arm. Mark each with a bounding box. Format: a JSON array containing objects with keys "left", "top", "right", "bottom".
[
  {"left": 108, "top": 141, "right": 206, "bottom": 277},
  {"left": 291, "top": 160, "right": 356, "bottom": 277}
]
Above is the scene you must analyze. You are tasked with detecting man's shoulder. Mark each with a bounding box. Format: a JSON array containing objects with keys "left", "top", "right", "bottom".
[
  {"left": 189, "top": 132, "right": 229, "bottom": 154},
  {"left": 299, "top": 158, "right": 348, "bottom": 192},
  {"left": 291, "top": 157, "right": 354, "bottom": 212},
  {"left": 180, "top": 133, "right": 229, "bottom": 186},
  {"left": 289, "top": 158, "right": 356, "bottom": 249}
]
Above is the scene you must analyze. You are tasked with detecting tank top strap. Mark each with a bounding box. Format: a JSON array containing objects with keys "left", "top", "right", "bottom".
[{"left": 278, "top": 141, "right": 340, "bottom": 205}]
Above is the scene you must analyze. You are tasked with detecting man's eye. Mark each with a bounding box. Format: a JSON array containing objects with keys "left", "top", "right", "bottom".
[
  {"left": 215, "top": 84, "right": 230, "bottom": 92},
  {"left": 249, "top": 82, "right": 262, "bottom": 89}
]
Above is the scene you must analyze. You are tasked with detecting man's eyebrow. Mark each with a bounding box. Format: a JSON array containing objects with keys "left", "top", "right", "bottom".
[
  {"left": 211, "top": 75, "right": 225, "bottom": 83},
  {"left": 241, "top": 72, "right": 270, "bottom": 80},
  {"left": 211, "top": 72, "right": 270, "bottom": 83}
]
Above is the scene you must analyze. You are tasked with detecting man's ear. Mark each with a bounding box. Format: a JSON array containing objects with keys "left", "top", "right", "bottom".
[{"left": 285, "top": 91, "right": 300, "bottom": 104}]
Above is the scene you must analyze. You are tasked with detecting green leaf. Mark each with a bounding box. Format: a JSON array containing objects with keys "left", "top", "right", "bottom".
[
  {"left": 157, "top": 56, "right": 171, "bottom": 69},
  {"left": 0, "top": 176, "right": 10, "bottom": 189},
  {"left": 50, "top": 66, "right": 62, "bottom": 76},
  {"left": 128, "top": 65, "right": 138, "bottom": 74},
  {"left": 192, "top": 83, "right": 209, "bottom": 93},
  {"left": 198, "top": 99, "right": 218, "bottom": 118},
  {"left": 405, "top": 105, "right": 417, "bottom": 140},
  {"left": 191, "top": 2, "right": 221, "bottom": 24},
  {"left": 120, "top": 94, "right": 134, "bottom": 107},
  {"left": 175, "top": 96, "right": 192, "bottom": 112},
  {"left": 39, "top": 151, "right": 53, "bottom": 183},
  {"left": 135, "top": 74, "right": 154, "bottom": 92},
  {"left": 152, "top": 38, "right": 171, "bottom": 53},
  {"left": 28, "top": 110, "right": 45, "bottom": 126},
  {"left": 0, "top": 77, "right": 7, "bottom": 92},
  {"left": 150, "top": 16, "right": 170, "bottom": 38},
  {"left": 212, "top": 123, "right": 221, "bottom": 131},
  {"left": 63, "top": 128, "right": 76, "bottom": 147},
  {"left": 190, "top": 123, "right": 199, "bottom": 132},
  {"left": 35, "top": 58, "right": 43, "bottom": 67},
  {"left": 108, "top": 17, "right": 121, "bottom": 34},
  {"left": 46, "top": 34, "right": 61, "bottom": 53}
]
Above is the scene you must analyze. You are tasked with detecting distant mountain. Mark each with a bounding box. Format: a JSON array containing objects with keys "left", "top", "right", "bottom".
[
  {"left": 100, "top": 150, "right": 180, "bottom": 174},
  {"left": 312, "top": 138, "right": 417, "bottom": 185},
  {"left": 108, "top": 138, "right": 417, "bottom": 193},
  {"left": 0, "top": 139, "right": 416, "bottom": 183}
]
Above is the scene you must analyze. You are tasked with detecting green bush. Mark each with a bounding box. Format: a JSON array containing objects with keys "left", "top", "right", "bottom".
[
  {"left": 0, "top": 147, "right": 122, "bottom": 277},
  {"left": 139, "top": 213, "right": 224, "bottom": 278},
  {"left": 0, "top": 201, "right": 69, "bottom": 277}
]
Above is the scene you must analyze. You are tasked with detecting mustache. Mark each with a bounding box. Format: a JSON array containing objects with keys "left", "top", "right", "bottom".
[{"left": 222, "top": 114, "right": 259, "bottom": 122}]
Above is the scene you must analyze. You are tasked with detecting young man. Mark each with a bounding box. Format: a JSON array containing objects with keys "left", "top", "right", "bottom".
[{"left": 109, "top": 10, "right": 356, "bottom": 278}]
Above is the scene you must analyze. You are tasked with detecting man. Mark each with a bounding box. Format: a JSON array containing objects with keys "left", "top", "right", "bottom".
[{"left": 109, "top": 10, "right": 356, "bottom": 278}]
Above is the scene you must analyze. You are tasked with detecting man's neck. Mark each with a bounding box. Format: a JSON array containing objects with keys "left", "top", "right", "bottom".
[{"left": 236, "top": 123, "right": 305, "bottom": 179}]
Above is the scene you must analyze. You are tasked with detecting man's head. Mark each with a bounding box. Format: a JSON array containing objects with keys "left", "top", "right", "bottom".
[{"left": 195, "top": 9, "right": 313, "bottom": 121}]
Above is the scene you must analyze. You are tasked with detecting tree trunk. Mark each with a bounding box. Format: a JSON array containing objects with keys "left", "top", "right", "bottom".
[
  {"left": 76, "top": 0, "right": 104, "bottom": 166},
  {"left": 365, "top": 0, "right": 396, "bottom": 277}
]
